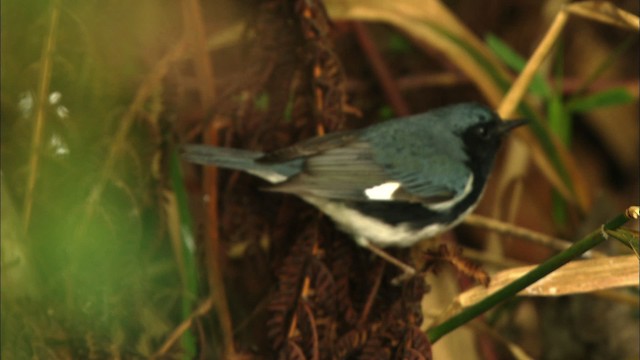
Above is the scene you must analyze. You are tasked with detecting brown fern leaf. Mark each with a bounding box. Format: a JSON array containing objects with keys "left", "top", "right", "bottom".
[
  {"left": 396, "top": 326, "right": 432, "bottom": 360},
  {"left": 345, "top": 275, "right": 430, "bottom": 359},
  {"left": 332, "top": 327, "right": 373, "bottom": 360},
  {"left": 306, "top": 257, "right": 338, "bottom": 349},
  {"left": 326, "top": 236, "right": 359, "bottom": 327},
  {"left": 197, "top": 0, "right": 315, "bottom": 151},
  {"left": 279, "top": 340, "right": 308, "bottom": 360},
  {"left": 267, "top": 312, "right": 288, "bottom": 349},
  {"left": 397, "top": 348, "right": 428, "bottom": 360},
  {"left": 308, "top": 258, "right": 336, "bottom": 310},
  {"left": 398, "top": 276, "right": 429, "bottom": 327},
  {"left": 360, "top": 334, "right": 393, "bottom": 360},
  {"left": 267, "top": 234, "right": 316, "bottom": 349},
  {"left": 402, "top": 275, "right": 430, "bottom": 305},
  {"left": 294, "top": 0, "right": 350, "bottom": 132},
  {"left": 295, "top": 300, "right": 320, "bottom": 360}
]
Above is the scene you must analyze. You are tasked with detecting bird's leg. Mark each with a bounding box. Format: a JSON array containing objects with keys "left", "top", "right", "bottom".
[{"left": 364, "top": 242, "right": 417, "bottom": 280}]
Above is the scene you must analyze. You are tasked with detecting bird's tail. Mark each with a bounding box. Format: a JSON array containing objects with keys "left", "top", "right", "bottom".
[{"left": 181, "top": 144, "right": 300, "bottom": 184}]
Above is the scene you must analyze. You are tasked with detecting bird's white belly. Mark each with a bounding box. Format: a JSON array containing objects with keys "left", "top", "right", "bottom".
[{"left": 302, "top": 195, "right": 477, "bottom": 248}]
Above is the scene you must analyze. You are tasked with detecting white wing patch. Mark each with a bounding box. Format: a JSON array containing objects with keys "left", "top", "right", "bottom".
[
  {"left": 427, "top": 174, "right": 474, "bottom": 211},
  {"left": 246, "top": 169, "right": 289, "bottom": 184},
  {"left": 364, "top": 181, "right": 401, "bottom": 200}
]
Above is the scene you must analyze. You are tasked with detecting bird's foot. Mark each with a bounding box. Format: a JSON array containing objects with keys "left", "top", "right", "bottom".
[{"left": 364, "top": 243, "right": 418, "bottom": 284}]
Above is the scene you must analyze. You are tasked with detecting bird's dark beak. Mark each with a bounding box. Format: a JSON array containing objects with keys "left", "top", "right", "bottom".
[{"left": 497, "top": 118, "right": 528, "bottom": 135}]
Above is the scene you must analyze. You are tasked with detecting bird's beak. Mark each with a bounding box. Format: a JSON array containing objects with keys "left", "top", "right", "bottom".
[{"left": 497, "top": 118, "right": 528, "bottom": 135}]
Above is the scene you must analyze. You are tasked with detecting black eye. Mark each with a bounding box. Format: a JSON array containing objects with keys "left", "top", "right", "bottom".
[{"left": 474, "top": 124, "right": 491, "bottom": 139}]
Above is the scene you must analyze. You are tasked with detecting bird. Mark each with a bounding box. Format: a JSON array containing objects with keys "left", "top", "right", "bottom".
[{"left": 182, "top": 103, "right": 526, "bottom": 274}]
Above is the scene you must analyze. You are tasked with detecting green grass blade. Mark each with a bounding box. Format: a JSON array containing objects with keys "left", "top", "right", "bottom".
[
  {"left": 168, "top": 149, "right": 199, "bottom": 358},
  {"left": 485, "top": 34, "right": 552, "bottom": 98},
  {"left": 566, "top": 87, "right": 636, "bottom": 113}
]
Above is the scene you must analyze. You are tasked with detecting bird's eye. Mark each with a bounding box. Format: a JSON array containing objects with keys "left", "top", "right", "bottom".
[{"left": 474, "top": 124, "right": 491, "bottom": 139}]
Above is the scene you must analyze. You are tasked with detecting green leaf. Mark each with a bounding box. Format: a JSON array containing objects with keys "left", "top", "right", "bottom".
[
  {"left": 377, "top": 105, "right": 395, "bottom": 121},
  {"left": 387, "top": 33, "right": 412, "bottom": 53},
  {"left": 254, "top": 92, "right": 270, "bottom": 112},
  {"left": 548, "top": 96, "right": 572, "bottom": 145},
  {"left": 566, "top": 87, "right": 635, "bottom": 113},
  {"left": 169, "top": 149, "right": 200, "bottom": 358},
  {"left": 547, "top": 97, "right": 571, "bottom": 226},
  {"left": 485, "top": 34, "right": 552, "bottom": 98}
]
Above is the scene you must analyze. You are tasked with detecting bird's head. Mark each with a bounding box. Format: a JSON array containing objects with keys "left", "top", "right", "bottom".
[{"left": 431, "top": 103, "right": 527, "bottom": 167}]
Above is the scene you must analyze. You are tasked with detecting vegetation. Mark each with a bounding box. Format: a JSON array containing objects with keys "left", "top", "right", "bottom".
[{"left": 1, "top": 0, "right": 638, "bottom": 358}]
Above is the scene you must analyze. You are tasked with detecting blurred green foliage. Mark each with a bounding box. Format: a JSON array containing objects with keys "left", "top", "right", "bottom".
[{"left": 1, "top": 0, "right": 196, "bottom": 357}]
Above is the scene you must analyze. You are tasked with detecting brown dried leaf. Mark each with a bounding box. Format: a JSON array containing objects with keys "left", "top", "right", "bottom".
[
  {"left": 566, "top": 1, "right": 640, "bottom": 30},
  {"left": 457, "top": 255, "right": 640, "bottom": 308}
]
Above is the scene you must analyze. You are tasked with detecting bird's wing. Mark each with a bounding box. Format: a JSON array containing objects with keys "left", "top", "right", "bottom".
[
  {"left": 257, "top": 130, "right": 360, "bottom": 163},
  {"left": 267, "top": 135, "right": 471, "bottom": 205},
  {"left": 378, "top": 154, "right": 473, "bottom": 204}
]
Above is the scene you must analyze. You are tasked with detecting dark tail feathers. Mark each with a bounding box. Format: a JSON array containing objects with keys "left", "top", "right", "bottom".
[{"left": 181, "top": 144, "right": 300, "bottom": 184}]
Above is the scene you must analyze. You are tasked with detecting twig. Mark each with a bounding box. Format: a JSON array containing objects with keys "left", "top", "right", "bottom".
[
  {"left": 397, "top": 72, "right": 469, "bottom": 90},
  {"left": 459, "top": 247, "right": 524, "bottom": 268},
  {"left": 23, "top": 0, "right": 60, "bottom": 232},
  {"left": 358, "top": 261, "right": 385, "bottom": 327},
  {"left": 183, "top": 0, "right": 216, "bottom": 107},
  {"left": 352, "top": 22, "right": 410, "bottom": 116},
  {"left": 498, "top": 10, "right": 569, "bottom": 119},
  {"left": 565, "top": 1, "right": 640, "bottom": 31},
  {"left": 365, "top": 243, "right": 417, "bottom": 278},
  {"left": 463, "top": 213, "right": 605, "bottom": 258},
  {"left": 287, "top": 241, "right": 320, "bottom": 339},
  {"left": 153, "top": 296, "right": 214, "bottom": 357}
]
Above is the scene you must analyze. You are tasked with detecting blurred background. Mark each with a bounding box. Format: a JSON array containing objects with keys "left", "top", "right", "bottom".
[{"left": 1, "top": 0, "right": 638, "bottom": 359}]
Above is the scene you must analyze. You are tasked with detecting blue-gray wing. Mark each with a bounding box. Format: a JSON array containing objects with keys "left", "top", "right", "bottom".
[
  {"left": 268, "top": 131, "right": 472, "bottom": 205},
  {"left": 377, "top": 154, "right": 473, "bottom": 205}
]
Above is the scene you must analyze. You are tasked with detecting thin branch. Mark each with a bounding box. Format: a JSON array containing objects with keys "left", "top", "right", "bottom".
[
  {"left": 565, "top": 1, "right": 640, "bottom": 31},
  {"left": 23, "top": 0, "right": 60, "bottom": 232},
  {"left": 153, "top": 297, "right": 214, "bottom": 357},
  {"left": 353, "top": 22, "right": 411, "bottom": 116},
  {"left": 463, "top": 213, "right": 606, "bottom": 258},
  {"left": 498, "top": 10, "right": 569, "bottom": 119},
  {"left": 357, "top": 261, "right": 385, "bottom": 327}
]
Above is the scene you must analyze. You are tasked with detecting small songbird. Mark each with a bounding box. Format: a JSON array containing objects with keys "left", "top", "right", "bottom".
[{"left": 183, "top": 103, "right": 526, "bottom": 268}]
